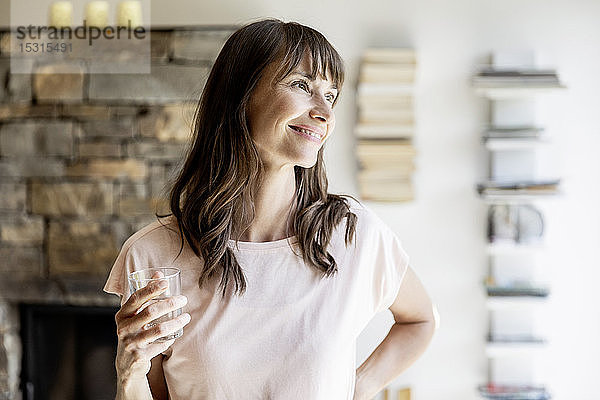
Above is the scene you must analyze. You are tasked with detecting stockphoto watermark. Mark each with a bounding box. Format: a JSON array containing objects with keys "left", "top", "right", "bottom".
[
  {"left": 16, "top": 20, "right": 147, "bottom": 46},
  {"left": 9, "top": 0, "right": 151, "bottom": 74}
]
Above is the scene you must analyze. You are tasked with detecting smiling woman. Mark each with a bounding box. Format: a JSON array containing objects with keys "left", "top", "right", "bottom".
[{"left": 103, "top": 18, "right": 435, "bottom": 400}]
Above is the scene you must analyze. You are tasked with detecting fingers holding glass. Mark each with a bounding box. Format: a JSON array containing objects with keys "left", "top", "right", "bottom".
[{"left": 127, "top": 267, "right": 185, "bottom": 342}]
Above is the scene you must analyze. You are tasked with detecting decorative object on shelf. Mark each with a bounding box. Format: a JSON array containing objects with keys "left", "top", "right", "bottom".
[
  {"left": 473, "top": 50, "right": 565, "bottom": 398},
  {"left": 49, "top": 1, "right": 73, "bottom": 28},
  {"left": 486, "top": 204, "right": 544, "bottom": 244},
  {"left": 355, "top": 48, "right": 416, "bottom": 202},
  {"left": 85, "top": 1, "right": 110, "bottom": 28},
  {"left": 117, "top": 0, "right": 143, "bottom": 27}
]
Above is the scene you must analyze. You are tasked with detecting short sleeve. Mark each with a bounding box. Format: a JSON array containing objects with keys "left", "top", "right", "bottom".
[
  {"left": 103, "top": 218, "right": 184, "bottom": 306},
  {"left": 369, "top": 224, "right": 410, "bottom": 315},
  {"left": 103, "top": 244, "right": 134, "bottom": 305},
  {"left": 103, "top": 239, "right": 154, "bottom": 305},
  {"left": 351, "top": 203, "right": 411, "bottom": 318}
]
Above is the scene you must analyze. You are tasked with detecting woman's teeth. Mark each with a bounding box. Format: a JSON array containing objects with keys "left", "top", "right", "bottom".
[{"left": 291, "top": 126, "right": 321, "bottom": 139}]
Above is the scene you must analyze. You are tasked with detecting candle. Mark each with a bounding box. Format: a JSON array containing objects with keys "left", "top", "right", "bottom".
[
  {"left": 49, "top": 1, "right": 73, "bottom": 28},
  {"left": 117, "top": 1, "right": 142, "bottom": 27},
  {"left": 85, "top": 1, "right": 109, "bottom": 28}
]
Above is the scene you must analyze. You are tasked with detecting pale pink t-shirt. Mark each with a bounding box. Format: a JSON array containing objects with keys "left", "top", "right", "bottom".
[{"left": 103, "top": 199, "right": 409, "bottom": 399}]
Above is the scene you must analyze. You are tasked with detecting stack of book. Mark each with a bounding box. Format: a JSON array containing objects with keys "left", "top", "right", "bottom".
[{"left": 355, "top": 48, "right": 416, "bottom": 202}]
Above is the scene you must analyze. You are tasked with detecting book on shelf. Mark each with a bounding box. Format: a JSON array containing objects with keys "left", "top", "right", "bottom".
[
  {"left": 477, "top": 68, "right": 557, "bottom": 77},
  {"left": 357, "top": 142, "right": 415, "bottom": 168},
  {"left": 477, "top": 179, "right": 560, "bottom": 196},
  {"left": 357, "top": 94, "right": 413, "bottom": 108},
  {"left": 483, "top": 126, "right": 545, "bottom": 139},
  {"left": 383, "top": 388, "right": 390, "bottom": 400},
  {"left": 356, "top": 139, "right": 416, "bottom": 155},
  {"left": 474, "top": 74, "right": 559, "bottom": 81},
  {"left": 487, "top": 334, "right": 547, "bottom": 344},
  {"left": 357, "top": 156, "right": 415, "bottom": 170},
  {"left": 479, "top": 189, "right": 559, "bottom": 198},
  {"left": 475, "top": 73, "right": 559, "bottom": 82},
  {"left": 397, "top": 387, "right": 411, "bottom": 400},
  {"left": 473, "top": 68, "right": 560, "bottom": 87},
  {"left": 358, "top": 178, "right": 414, "bottom": 202},
  {"left": 358, "top": 166, "right": 414, "bottom": 181},
  {"left": 358, "top": 107, "right": 414, "bottom": 124},
  {"left": 355, "top": 123, "right": 414, "bottom": 139},
  {"left": 473, "top": 80, "right": 561, "bottom": 89},
  {"left": 362, "top": 48, "right": 416, "bottom": 65},
  {"left": 485, "top": 285, "right": 550, "bottom": 297},
  {"left": 359, "top": 64, "right": 415, "bottom": 84},
  {"left": 382, "top": 387, "right": 411, "bottom": 400},
  {"left": 358, "top": 83, "right": 414, "bottom": 96},
  {"left": 478, "top": 383, "right": 551, "bottom": 400}
]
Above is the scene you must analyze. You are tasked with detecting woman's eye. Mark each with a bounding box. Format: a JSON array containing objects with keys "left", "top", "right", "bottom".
[
  {"left": 292, "top": 80, "right": 310, "bottom": 92},
  {"left": 325, "top": 93, "right": 336, "bottom": 103}
]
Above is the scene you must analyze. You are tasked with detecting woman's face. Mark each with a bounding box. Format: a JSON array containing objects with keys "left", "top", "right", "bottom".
[{"left": 247, "top": 53, "right": 338, "bottom": 169}]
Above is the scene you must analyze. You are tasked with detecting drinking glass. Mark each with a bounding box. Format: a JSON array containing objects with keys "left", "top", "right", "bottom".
[{"left": 128, "top": 267, "right": 183, "bottom": 342}]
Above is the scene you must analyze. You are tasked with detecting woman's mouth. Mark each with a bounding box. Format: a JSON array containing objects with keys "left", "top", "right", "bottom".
[{"left": 288, "top": 125, "right": 323, "bottom": 143}]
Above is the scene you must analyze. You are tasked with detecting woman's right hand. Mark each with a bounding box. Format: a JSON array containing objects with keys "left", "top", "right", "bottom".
[{"left": 114, "top": 279, "right": 191, "bottom": 385}]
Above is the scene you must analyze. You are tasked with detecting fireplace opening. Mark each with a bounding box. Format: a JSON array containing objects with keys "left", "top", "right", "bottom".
[{"left": 19, "top": 304, "right": 119, "bottom": 400}]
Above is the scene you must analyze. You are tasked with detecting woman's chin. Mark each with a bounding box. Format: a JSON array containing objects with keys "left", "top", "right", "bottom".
[{"left": 293, "top": 154, "right": 319, "bottom": 169}]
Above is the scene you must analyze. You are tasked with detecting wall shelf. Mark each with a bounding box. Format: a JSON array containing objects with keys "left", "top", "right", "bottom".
[
  {"left": 474, "top": 85, "right": 566, "bottom": 99},
  {"left": 484, "top": 138, "right": 550, "bottom": 151},
  {"left": 486, "top": 242, "right": 545, "bottom": 254},
  {"left": 480, "top": 192, "right": 563, "bottom": 204},
  {"left": 473, "top": 52, "right": 565, "bottom": 396},
  {"left": 486, "top": 296, "right": 548, "bottom": 309},
  {"left": 485, "top": 341, "right": 547, "bottom": 357}
]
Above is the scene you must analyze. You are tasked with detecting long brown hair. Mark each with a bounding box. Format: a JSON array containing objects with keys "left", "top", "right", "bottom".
[{"left": 164, "top": 19, "right": 358, "bottom": 297}]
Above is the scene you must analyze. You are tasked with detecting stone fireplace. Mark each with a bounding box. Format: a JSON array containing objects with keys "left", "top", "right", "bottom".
[{"left": 0, "top": 25, "right": 234, "bottom": 399}]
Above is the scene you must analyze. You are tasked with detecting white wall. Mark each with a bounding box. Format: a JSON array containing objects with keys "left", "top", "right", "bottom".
[{"left": 3, "top": 1, "right": 600, "bottom": 399}]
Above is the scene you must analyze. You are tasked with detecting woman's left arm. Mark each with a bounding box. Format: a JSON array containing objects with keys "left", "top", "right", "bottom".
[{"left": 353, "top": 265, "right": 439, "bottom": 400}]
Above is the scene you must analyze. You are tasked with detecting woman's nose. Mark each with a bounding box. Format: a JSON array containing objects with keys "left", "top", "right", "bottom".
[{"left": 309, "top": 97, "right": 333, "bottom": 123}]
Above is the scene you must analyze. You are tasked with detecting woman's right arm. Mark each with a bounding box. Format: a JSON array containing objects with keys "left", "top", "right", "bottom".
[{"left": 114, "top": 280, "right": 190, "bottom": 400}]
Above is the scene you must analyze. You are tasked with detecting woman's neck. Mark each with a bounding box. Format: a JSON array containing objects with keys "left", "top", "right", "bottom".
[{"left": 234, "top": 165, "right": 297, "bottom": 242}]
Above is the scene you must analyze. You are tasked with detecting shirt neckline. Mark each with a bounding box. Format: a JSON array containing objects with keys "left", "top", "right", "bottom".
[{"left": 227, "top": 235, "right": 299, "bottom": 251}]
